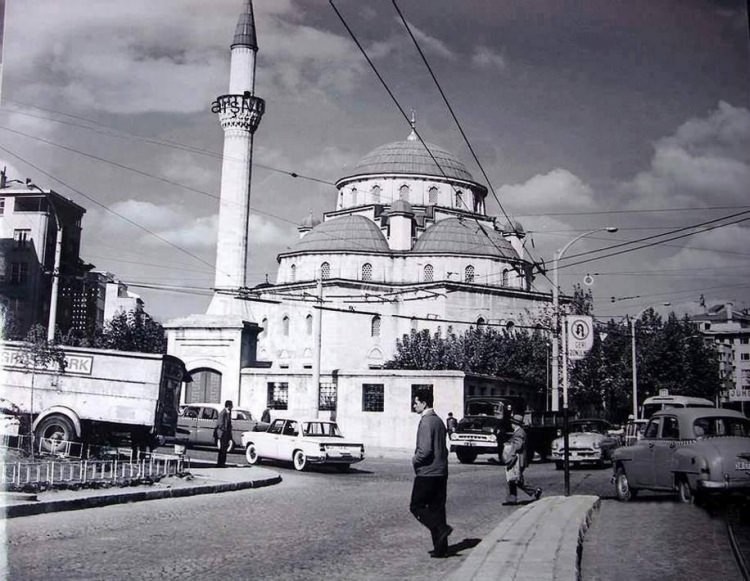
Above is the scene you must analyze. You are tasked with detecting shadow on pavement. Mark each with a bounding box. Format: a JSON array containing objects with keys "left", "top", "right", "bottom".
[{"left": 446, "top": 538, "right": 482, "bottom": 557}]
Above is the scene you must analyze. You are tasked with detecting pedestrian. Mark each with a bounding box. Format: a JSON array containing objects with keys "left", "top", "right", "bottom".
[
  {"left": 446, "top": 412, "right": 458, "bottom": 433},
  {"left": 215, "top": 400, "right": 233, "bottom": 467},
  {"left": 502, "top": 413, "right": 542, "bottom": 505},
  {"left": 261, "top": 408, "right": 271, "bottom": 424},
  {"left": 409, "top": 388, "right": 453, "bottom": 558}
]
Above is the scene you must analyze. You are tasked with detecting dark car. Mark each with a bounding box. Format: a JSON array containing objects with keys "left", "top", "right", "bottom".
[
  {"left": 612, "top": 408, "right": 750, "bottom": 503},
  {"left": 178, "top": 403, "right": 269, "bottom": 452}
]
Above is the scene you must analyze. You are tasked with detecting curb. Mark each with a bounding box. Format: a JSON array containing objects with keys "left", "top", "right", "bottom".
[
  {"left": 2, "top": 473, "right": 282, "bottom": 519},
  {"left": 446, "top": 495, "right": 600, "bottom": 581}
]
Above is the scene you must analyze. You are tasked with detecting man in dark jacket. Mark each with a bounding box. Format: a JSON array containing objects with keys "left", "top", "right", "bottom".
[
  {"left": 410, "top": 388, "right": 453, "bottom": 558},
  {"left": 216, "top": 400, "right": 233, "bottom": 467},
  {"left": 503, "top": 413, "right": 542, "bottom": 505}
]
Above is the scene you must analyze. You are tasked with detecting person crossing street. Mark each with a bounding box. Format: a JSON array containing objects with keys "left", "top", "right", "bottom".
[{"left": 502, "top": 413, "right": 542, "bottom": 505}]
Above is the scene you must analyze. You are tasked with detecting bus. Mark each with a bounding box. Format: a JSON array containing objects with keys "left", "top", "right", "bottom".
[{"left": 641, "top": 394, "right": 714, "bottom": 420}]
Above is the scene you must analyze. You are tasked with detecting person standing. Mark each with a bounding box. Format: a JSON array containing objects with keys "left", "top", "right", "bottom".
[
  {"left": 502, "top": 413, "right": 542, "bottom": 505},
  {"left": 446, "top": 412, "right": 458, "bottom": 433},
  {"left": 216, "top": 400, "right": 233, "bottom": 468},
  {"left": 410, "top": 388, "right": 453, "bottom": 558}
]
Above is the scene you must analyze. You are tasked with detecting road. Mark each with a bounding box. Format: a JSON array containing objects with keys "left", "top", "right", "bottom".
[{"left": 4, "top": 450, "right": 745, "bottom": 580}]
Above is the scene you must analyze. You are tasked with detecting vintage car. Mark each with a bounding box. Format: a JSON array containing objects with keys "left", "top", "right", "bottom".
[
  {"left": 612, "top": 408, "right": 750, "bottom": 503},
  {"left": 177, "top": 403, "right": 268, "bottom": 452},
  {"left": 241, "top": 417, "right": 365, "bottom": 471},
  {"left": 550, "top": 419, "right": 620, "bottom": 469}
]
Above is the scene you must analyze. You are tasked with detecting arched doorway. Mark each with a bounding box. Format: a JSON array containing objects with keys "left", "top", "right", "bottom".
[{"left": 186, "top": 368, "right": 222, "bottom": 403}]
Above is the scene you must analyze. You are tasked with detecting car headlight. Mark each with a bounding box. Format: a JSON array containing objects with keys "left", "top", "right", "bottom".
[
  {"left": 592, "top": 440, "right": 600, "bottom": 449},
  {"left": 551, "top": 441, "right": 559, "bottom": 449},
  {"left": 449, "top": 433, "right": 457, "bottom": 441}
]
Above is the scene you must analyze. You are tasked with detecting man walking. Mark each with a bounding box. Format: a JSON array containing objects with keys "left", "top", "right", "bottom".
[
  {"left": 410, "top": 388, "right": 453, "bottom": 558},
  {"left": 503, "top": 413, "right": 542, "bottom": 505},
  {"left": 216, "top": 400, "right": 233, "bottom": 468}
]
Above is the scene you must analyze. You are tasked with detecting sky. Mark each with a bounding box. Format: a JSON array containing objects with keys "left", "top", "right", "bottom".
[{"left": 1, "top": 0, "right": 749, "bottom": 324}]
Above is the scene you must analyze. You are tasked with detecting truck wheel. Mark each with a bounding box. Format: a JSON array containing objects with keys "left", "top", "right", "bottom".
[
  {"left": 455, "top": 449, "right": 477, "bottom": 464},
  {"left": 36, "top": 414, "right": 78, "bottom": 454},
  {"left": 293, "top": 450, "right": 308, "bottom": 471}
]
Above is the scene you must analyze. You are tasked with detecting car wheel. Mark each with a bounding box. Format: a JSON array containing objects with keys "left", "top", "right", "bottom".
[
  {"left": 293, "top": 450, "right": 307, "bottom": 471},
  {"left": 615, "top": 467, "right": 637, "bottom": 502},
  {"left": 677, "top": 476, "right": 694, "bottom": 504},
  {"left": 215, "top": 438, "right": 234, "bottom": 453},
  {"left": 35, "top": 414, "right": 78, "bottom": 454},
  {"left": 455, "top": 449, "right": 477, "bottom": 464},
  {"left": 245, "top": 443, "right": 260, "bottom": 465}
]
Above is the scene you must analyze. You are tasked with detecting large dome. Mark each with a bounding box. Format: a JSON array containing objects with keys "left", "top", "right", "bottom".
[
  {"left": 413, "top": 218, "right": 518, "bottom": 259},
  {"left": 345, "top": 139, "right": 475, "bottom": 182},
  {"left": 288, "top": 215, "right": 389, "bottom": 254}
]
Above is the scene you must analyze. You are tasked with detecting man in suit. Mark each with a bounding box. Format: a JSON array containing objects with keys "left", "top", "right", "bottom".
[
  {"left": 503, "top": 413, "right": 542, "bottom": 505},
  {"left": 216, "top": 400, "right": 233, "bottom": 467},
  {"left": 410, "top": 388, "right": 453, "bottom": 558}
]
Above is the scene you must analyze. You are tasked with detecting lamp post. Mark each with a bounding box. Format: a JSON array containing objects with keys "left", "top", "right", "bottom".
[
  {"left": 630, "top": 302, "right": 670, "bottom": 419},
  {"left": 552, "top": 226, "right": 618, "bottom": 496}
]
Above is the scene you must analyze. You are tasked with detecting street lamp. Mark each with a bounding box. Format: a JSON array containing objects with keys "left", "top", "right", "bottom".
[
  {"left": 630, "top": 302, "right": 671, "bottom": 419},
  {"left": 551, "top": 226, "right": 618, "bottom": 496}
]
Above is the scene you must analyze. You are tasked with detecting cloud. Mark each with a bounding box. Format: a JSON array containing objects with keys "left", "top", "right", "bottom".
[
  {"left": 499, "top": 168, "right": 596, "bottom": 212},
  {"left": 404, "top": 21, "right": 456, "bottom": 61},
  {"left": 471, "top": 46, "right": 507, "bottom": 70},
  {"left": 622, "top": 101, "right": 750, "bottom": 208}
]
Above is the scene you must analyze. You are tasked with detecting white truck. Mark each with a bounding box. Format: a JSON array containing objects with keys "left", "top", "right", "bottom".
[{"left": 1, "top": 341, "right": 187, "bottom": 452}]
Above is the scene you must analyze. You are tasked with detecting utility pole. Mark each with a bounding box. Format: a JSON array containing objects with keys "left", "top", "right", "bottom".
[{"left": 312, "top": 275, "right": 323, "bottom": 418}]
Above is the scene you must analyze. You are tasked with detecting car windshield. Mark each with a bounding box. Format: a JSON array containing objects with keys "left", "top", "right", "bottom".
[
  {"left": 570, "top": 422, "right": 606, "bottom": 434},
  {"left": 303, "top": 422, "right": 343, "bottom": 438},
  {"left": 693, "top": 416, "right": 750, "bottom": 438}
]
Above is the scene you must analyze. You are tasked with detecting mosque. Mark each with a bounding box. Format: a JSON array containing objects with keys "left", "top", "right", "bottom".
[{"left": 165, "top": 0, "right": 552, "bottom": 448}]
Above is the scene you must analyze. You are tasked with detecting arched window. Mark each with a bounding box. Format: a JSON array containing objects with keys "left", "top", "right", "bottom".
[
  {"left": 428, "top": 186, "right": 438, "bottom": 205},
  {"left": 351, "top": 187, "right": 358, "bottom": 205},
  {"left": 502, "top": 269, "right": 509, "bottom": 286},
  {"left": 411, "top": 317, "right": 418, "bottom": 332},
  {"left": 399, "top": 184, "right": 409, "bottom": 200},
  {"left": 306, "top": 314, "right": 313, "bottom": 335},
  {"left": 371, "top": 185, "right": 381, "bottom": 203},
  {"left": 186, "top": 368, "right": 222, "bottom": 403},
  {"left": 455, "top": 190, "right": 463, "bottom": 208},
  {"left": 282, "top": 315, "right": 290, "bottom": 336},
  {"left": 290, "top": 264, "right": 296, "bottom": 283},
  {"left": 362, "top": 262, "right": 373, "bottom": 281},
  {"left": 477, "top": 317, "right": 485, "bottom": 327},
  {"left": 260, "top": 317, "right": 268, "bottom": 338},
  {"left": 424, "top": 264, "right": 434, "bottom": 282},
  {"left": 371, "top": 315, "right": 381, "bottom": 337},
  {"left": 320, "top": 261, "right": 330, "bottom": 279},
  {"left": 506, "top": 320, "right": 515, "bottom": 331},
  {"left": 464, "top": 265, "right": 475, "bottom": 283}
]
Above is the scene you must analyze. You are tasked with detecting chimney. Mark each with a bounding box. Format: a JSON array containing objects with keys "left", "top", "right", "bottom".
[{"left": 726, "top": 302, "right": 733, "bottom": 321}]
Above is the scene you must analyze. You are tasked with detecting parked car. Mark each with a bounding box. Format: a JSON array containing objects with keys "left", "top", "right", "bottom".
[
  {"left": 550, "top": 418, "right": 620, "bottom": 469},
  {"left": 241, "top": 417, "right": 365, "bottom": 472},
  {"left": 612, "top": 408, "right": 750, "bottom": 503},
  {"left": 178, "top": 403, "right": 268, "bottom": 452}
]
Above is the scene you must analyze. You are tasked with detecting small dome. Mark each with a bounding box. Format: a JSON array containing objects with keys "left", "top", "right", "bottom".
[
  {"left": 413, "top": 218, "right": 518, "bottom": 259},
  {"left": 344, "top": 140, "right": 475, "bottom": 182},
  {"left": 388, "top": 199, "right": 414, "bottom": 216},
  {"left": 299, "top": 213, "right": 321, "bottom": 229},
  {"left": 290, "top": 215, "right": 389, "bottom": 253}
]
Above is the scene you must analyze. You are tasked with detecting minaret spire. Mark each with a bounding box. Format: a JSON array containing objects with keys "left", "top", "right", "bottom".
[
  {"left": 207, "top": 0, "right": 266, "bottom": 314},
  {"left": 407, "top": 108, "right": 418, "bottom": 141}
]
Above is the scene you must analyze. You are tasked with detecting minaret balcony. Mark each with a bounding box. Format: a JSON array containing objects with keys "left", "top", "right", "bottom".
[{"left": 212, "top": 92, "right": 266, "bottom": 133}]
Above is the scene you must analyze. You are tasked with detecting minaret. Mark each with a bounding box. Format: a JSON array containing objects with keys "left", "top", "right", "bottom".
[{"left": 208, "top": 0, "right": 265, "bottom": 314}]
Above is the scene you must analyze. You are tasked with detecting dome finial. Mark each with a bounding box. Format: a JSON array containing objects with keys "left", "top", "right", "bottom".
[{"left": 407, "top": 109, "right": 417, "bottom": 141}]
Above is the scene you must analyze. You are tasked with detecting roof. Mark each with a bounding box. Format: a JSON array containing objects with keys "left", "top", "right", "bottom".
[
  {"left": 232, "top": 0, "right": 258, "bottom": 49},
  {"left": 344, "top": 139, "right": 475, "bottom": 182},
  {"left": 651, "top": 408, "right": 746, "bottom": 421},
  {"left": 289, "top": 215, "right": 389, "bottom": 254},
  {"left": 412, "top": 218, "right": 519, "bottom": 259}
]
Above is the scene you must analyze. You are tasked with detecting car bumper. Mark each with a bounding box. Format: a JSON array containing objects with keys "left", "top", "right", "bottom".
[
  {"left": 697, "top": 478, "right": 750, "bottom": 492},
  {"left": 551, "top": 450, "right": 603, "bottom": 463},
  {"left": 450, "top": 443, "right": 497, "bottom": 454},
  {"left": 307, "top": 454, "right": 365, "bottom": 465}
]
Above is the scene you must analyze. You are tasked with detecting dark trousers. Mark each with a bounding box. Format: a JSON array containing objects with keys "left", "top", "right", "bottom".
[
  {"left": 410, "top": 475, "right": 448, "bottom": 547},
  {"left": 217, "top": 435, "right": 231, "bottom": 467}
]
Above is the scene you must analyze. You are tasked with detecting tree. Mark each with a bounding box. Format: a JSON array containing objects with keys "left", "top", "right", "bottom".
[{"left": 97, "top": 307, "right": 167, "bottom": 354}]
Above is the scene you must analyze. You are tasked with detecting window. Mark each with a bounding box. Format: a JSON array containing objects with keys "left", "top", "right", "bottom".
[
  {"left": 428, "top": 186, "right": 438, "bottom": 205},
  {"left": 741, "top": 338, "right": 749, "bottom": 345},
  {"left": 455, "top": 190, "right": 463, "bottom": 207},
  {"left": 351, "top": 187, "right": 358, "bottom": 205},
  {"left": 267, "top": 382, "right": 289, "bottom": 410},
  {"left": 464, "top": 265, "right": 475, "bottom": 283},
  {"left": 10, "top": 262, "right": 29, "bottom": 285},
  {"left": 0, "top": 198, "right": 5, "bottom": 214},
  {"left": 411, "top": 317, "right": 418, "bottom": 332},
  {"left": 502, "top": 269, "right": 509, "bottom": 286},
  {"left": 411, "top": 384, "right": 433, "bottom": 413},
  {"left": 371, "top": 315, "right": 381, "bottom": 337},
  {"left": 290, "top": 264, "right": 296, "bottom": 283},
  {"left": 321, "top": 262, "right": 330, "bottom": 279},
  {"left": 741, "top": 353, "right": 750, "bottom": 361},
  {"left": 261, "top": 317, "right": 268, "bottom": 337},
  {"left": 319, "top": 382, "right": 337, "bottom": 411},
  {"left": 477, "top": 317, "right": 485, "bottom": 326},
  {"left": 268, "top": 420, "right": 284, "bottom": 435},
  {"left": 283, "top": 420, "right": 299, "bottom": 436},
  {"left": 371, "top": 185, "right": 381, "bottom": 203},
  {"left": 362, "top": 384, "right": 385, "bottom": 412},
  {"left": 185, "top": 369, "right": 222, "bottom": 403},
  {"left": 200, "top": 407, "right": 218, "bottom": 420},
  {"left": 306, "top": 314, "right": 313, "bottom": 335},
  {"left": 661, "top": 417, "right": 679, "bottom": 439},
  {"left": 644, "top": 419, "right": 660, "bottom": 439},
  {"left": 399, "top": 184, "right": 409, "bottom": 200},
  {"left": 424, "top": 264, "right": 434, "bottom": 282},
  {"left": 282, "top": 315, "right": 290, "bottom": 336},
  {"left": 362, "top": 262, "right": 372, "bottom": 281},
  {"left": 13, "top": 229, "right": 30, "bottom": 247}
]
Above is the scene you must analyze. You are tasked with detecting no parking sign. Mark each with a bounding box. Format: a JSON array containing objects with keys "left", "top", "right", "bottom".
[{"left": 566, "top": 315, "right": 594, "bottom": 360}]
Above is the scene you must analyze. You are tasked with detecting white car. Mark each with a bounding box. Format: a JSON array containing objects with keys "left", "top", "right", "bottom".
[
  {"left": 0, "top": 398, "right": 21, "bottom": 437},
  {"left": 550, "top": 419, "right": 621, "bottom": 469},
  {"left": 241, "top": 418, "right": 365, "bottom": 472}
]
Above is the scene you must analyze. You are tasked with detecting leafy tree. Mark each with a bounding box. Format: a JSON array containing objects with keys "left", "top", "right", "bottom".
[{"left": 97, "top": 307, "right": 167, "bottom": 354}]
